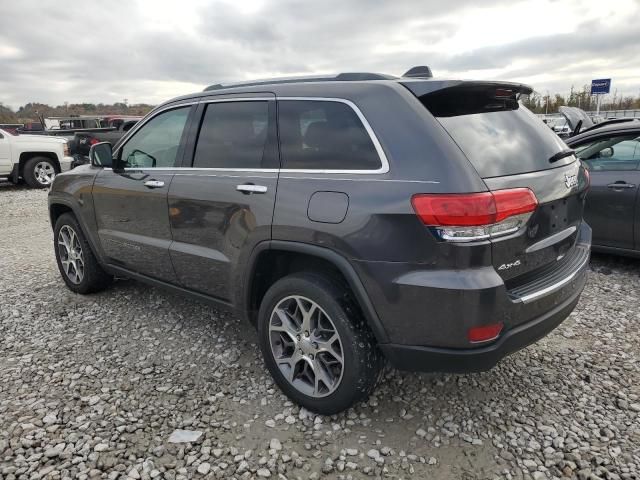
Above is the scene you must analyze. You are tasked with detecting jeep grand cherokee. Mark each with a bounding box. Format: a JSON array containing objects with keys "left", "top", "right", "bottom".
[{"left": 48, "top": 67, "right": 591, "bottom": 414}]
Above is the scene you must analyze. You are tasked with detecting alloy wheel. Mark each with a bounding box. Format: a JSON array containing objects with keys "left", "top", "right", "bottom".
[
  {"left": 34, "top": 161, "right": 56, "bottom": 185},
  {"left": 268, "top": 295, "right": 344, "bottom": 398},
  {"left": 57, "top": 225, "right": 84, "bottom": 284}
]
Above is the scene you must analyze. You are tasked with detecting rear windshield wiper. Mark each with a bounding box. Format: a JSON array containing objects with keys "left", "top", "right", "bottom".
[{"left": 549, "top": 149, "right": 575, "bottom": 163}]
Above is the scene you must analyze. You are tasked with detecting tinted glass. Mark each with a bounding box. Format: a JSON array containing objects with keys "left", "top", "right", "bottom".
[
  {"left": 575, "top": 134, "right": 640, "bottom": 171},
  {"left": 193, "top": 101, "right": 269, "bottom": 169},
  {"left": 422, "top": 88, "right": 571, "bottom": 178},
  {"left": 120, "top": 107, "right": 190, "bottom": 168},
  {"left": 278, "top": 100, "right": 381, "bottom": 170}
]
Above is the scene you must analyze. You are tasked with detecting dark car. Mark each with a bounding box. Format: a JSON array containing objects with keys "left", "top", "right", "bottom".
[
  {"left": 567, "top": 120, "right": 640, "bottom": 257},
  {"left": 48, "top": 68, "right": 591, "bottom": 413},
  {"left": 72, "top": 118, "right": 140, "bottom": 158}
]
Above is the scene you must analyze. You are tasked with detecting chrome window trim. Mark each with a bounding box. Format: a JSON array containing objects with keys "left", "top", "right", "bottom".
[
  {"left": 119, "top": 96, "right": 390, "bottom": 175},
  {"left": 201, "top": 97, "right": 274, "bottom": 103},
  {"left": 276, "top": 97, "right": 389, "bottom": 174},
  {"left": 123, "top": 167, "right": 279, "bottom": 173}
]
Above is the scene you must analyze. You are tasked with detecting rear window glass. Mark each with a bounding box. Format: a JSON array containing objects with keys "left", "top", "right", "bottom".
[
  {"left": 278, "top": 100, "right": 381, "bottom": 170},
  {"left": 421, "top": 87, "right": 572, "bottom": 178}
]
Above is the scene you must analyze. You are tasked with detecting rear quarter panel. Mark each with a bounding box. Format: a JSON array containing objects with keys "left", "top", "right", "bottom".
[{"left": 271, "top": 82, "right": 488, "bottom": 263}]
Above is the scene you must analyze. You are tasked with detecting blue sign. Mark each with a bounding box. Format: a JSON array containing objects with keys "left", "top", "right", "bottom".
[{"left": 591, "top": 78, "right": 611, "bottom": 95}]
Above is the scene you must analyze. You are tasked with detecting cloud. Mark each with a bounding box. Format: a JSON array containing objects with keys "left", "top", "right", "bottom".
[{"left": 0, "top": 0, "right": 638, "bottom": 108}]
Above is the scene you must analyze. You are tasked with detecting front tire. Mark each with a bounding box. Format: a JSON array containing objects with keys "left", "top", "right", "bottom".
[
  {"left": 258, "top": 272, "right": 383, "bottom": 414},
  {"left": 54, "top": 213, "right": 112, "bottom": 294},
  {"left": 24, "top": 156, "right": 58, "bottom": 188}
]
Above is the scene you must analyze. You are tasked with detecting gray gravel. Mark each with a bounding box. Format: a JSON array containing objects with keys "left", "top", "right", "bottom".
[{"left": 1, "top": 182, "right": 639, "bottom": 480}]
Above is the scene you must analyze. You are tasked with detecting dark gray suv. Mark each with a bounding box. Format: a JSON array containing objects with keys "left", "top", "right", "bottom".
[{"left": 48, "top": 69, "right": 592, "bottom": 414}]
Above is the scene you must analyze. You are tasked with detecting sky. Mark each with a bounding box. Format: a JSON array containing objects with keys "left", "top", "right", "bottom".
[{"left": 1, "top": 0, "right": 639, "bottom": 109}]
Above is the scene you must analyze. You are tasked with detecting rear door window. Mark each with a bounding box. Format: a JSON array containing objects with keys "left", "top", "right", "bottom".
[
  {"left": 420, "top": 86, "right": 571, "bottom": 178},
  {"left": 278, "top": 100, "right": 382, "bottom": 170},
  {"left": 193, "top": 101, "right": 271, "bottom": 169}
]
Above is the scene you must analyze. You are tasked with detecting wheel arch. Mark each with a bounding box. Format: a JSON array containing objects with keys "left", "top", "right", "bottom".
[
  {"left": 243, "top": 241, "right": 389, "bottom": 344},
  {"left": 48, "top": 197, "right": 105, "bottom": 268},
  {"left": 19, "top": 152, "right": 61, "bottom": 176}
]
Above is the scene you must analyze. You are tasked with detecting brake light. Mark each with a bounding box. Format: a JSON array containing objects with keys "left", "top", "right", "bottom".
[
  {"left": 411, "top": 188, "right": 538, "bottom": 242},
  {"left": 468, "top": 323, "right": 503, "bottom": 343},
  {"left": 89, "top": 138, "right": 100, "bottom": 145},
  {"left": 494, "top": 88, "right": 513, "bottom": 98}
]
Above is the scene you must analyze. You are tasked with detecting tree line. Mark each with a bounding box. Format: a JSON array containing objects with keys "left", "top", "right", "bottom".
[
  {"left": 521, "top": 85, "right": 640, "bottom": 114},
  {"left": 0, "top": 102, "right": 155, "bottom": 124}
]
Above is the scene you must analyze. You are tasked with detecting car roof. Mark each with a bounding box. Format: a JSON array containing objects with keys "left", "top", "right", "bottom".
[
  {"left": 567, "top": 120, "right": 640, "bottom": 145},
  {"left": 157, "top": 71, "right": 533, "bottom": 109}
]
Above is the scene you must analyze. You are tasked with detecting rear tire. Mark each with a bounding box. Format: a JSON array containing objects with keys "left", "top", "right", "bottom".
[
  {"left": 54, "top": 213, "right": 112, "bottom": 294},
  {"left": 258, "top": 272, "right": 383, "bottom": 414},
  {"left": 23, "top": 156, "right": 58, "bottom": 188}
]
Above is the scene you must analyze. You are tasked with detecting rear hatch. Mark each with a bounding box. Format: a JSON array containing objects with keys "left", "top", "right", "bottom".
[
  {"left": 558, "top": 106, "right": 594, "bottom": 136},
  {"left": 405, "top": 81, "right": 589, "bottom": 290}
]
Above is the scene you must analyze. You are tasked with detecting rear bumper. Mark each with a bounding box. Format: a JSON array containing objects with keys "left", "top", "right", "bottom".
[
  {"left": 354, "top": 222, "right": 591, "bottom": 372},
  {"left": 379, "top": 276, "right": 584, "bottom": 372}
]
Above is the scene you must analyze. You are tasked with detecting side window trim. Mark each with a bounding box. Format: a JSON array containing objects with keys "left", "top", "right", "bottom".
[
  {"left": 277, "top": 97, "right": 390, "bottom": 174},
  {"left": 114, "top": 102, "right": 197, "bottom": 169},
  {"left": 111, "top": 96, "right": 389, "bottom": 174}
]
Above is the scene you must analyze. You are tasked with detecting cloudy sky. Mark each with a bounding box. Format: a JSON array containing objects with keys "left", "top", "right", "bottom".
[{"left": 1, "top": 0, "right": 638, "bottom": 108}]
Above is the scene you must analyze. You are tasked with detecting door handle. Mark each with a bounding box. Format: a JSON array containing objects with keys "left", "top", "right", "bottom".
[
  {"left": 236, "top": 184, "right": 267, "bottom": 194},
  {"left": 607, "top": 182, "right": 636, "bottom": 189},
  {"left": 144, "top": 180, "right": 165, "bottom": 188}
]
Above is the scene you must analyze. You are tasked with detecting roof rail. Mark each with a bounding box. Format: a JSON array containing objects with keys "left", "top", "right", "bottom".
[{"left": 203, "top": 72, "right": 397, "bottom": 92}]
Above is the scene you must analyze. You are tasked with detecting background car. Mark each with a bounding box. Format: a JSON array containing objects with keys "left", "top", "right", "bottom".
[{"left": 568, "top": 120, "right": 640, "bottom": 257}]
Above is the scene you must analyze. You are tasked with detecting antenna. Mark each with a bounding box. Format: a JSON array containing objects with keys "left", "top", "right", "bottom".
[{"left": 402, "top": 66, "right": 433, "bottom": 78}]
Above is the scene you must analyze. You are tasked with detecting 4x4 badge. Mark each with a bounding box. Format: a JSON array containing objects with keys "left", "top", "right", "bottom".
[{"left": 565, "top": 173, "right": 578, "bottom": 189}]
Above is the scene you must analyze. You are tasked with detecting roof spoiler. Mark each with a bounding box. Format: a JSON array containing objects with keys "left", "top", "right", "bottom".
[{"left": 402, "top": 80, "right": 533, "bottom": 98}]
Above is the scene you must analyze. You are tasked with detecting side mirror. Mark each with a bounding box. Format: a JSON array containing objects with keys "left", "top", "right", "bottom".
[
  {"left": 600, "top": 147, "right": 614, "bottom": 158},
  {"left": 89, "top": 142, "right": 113, "bottom": 168}
]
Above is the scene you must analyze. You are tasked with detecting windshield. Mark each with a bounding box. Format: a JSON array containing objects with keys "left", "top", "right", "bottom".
[{"left": 421, "top": 87, "right": 572, "bottom": 178}]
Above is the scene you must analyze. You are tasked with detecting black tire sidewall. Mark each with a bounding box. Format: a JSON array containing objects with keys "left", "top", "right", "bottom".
[
  {"left": 258, "top": 273, "right": 379, "bottom": 414},
  {"left": 24, "top": 157, "right": 57, "bottom": 189},
  {"left": 53, "top": 213, "right": 108, "bottom": 294}
]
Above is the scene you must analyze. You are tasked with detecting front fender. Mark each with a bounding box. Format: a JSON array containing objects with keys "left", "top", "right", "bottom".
[{"left": 48, "top": 166, "right": 104, "bottom": 264}]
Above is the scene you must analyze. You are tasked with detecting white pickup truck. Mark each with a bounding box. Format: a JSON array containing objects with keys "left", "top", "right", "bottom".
[{"left": 0, "top": 129, "right": 73, "bottom": 188}]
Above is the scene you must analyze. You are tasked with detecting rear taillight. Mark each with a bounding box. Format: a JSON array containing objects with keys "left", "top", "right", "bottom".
[
  {"left": 63, "top": 142, "right": 70, "bottom": 156},
  {"left": 411, "top": 188, "right": 538, "bottom": 242},
  {"left": 583, "top": 168, "right": 590, "bottom": 189},
  {"left": 89, "top": 138, "right": 100, "bottom": 146}
]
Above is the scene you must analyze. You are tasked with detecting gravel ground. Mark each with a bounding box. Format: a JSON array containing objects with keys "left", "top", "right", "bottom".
[{"left": 1, "top": 182, "right": 639, "bottom": 480}]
